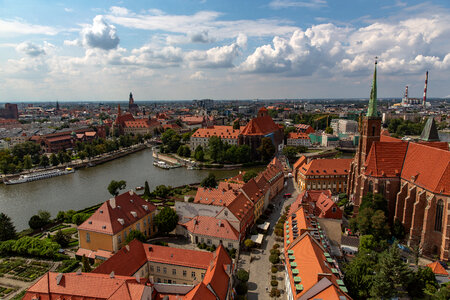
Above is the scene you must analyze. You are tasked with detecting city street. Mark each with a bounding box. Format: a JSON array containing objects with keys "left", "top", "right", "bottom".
[{"left": 239, "top": 177, "right": 299, "bottom": 300}]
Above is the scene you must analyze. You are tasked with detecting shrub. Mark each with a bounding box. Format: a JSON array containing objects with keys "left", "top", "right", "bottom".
[
  {"left": 271, "top": 280, "right": 278, "bottom": 287},
  {"left": 166, "top": 201, "right": 175, "bottom": 206},
  {"left": 274, "top": 228, "right": 283, "bottom": 237},
  {"left": 271, "top": 266, "right": 278, "bottom": 273},
  {"left": 71, "top": 213, "right": 90, "bottom": 225},
  {"left": 244, "top": 239, "right": 255, "bottom": 249},
  {"left": 272, "top": 244, "right": 280, "bottom": 249},
  {"left": 269, "top": 254, "right": 280, "bottom": 264},
  {"left": 270, "top": 288, "right": 281, "bottom": 297},
  {"left": 57, "top": 259, "right": 80, "bottom": 273},
  {"left": 28, "top": 215, "right": 47, "bottom": 230},
  {"left": 270, "top": 249, "right": 280, "bottom": 256},
  {"left": 188, "top": 197, "right": 194, "bottom": 202},
  {"left": 237, "top": 269, "right": 249, "bottom": 282}
]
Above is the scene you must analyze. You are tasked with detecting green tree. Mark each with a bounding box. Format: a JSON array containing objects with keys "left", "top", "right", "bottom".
[
  {"left": 407, "top": 266, "right": 438, "bottom": 298},
  {"left": 125, "top": 230, "right": 147, "bottom": 244},
  {"left": 23, "top": 155, "right": 33, "bottom": 169},
  {"left": 50, "top": 153, "right": 59, "bottom": 166},
  {"left": 244, "top": 238, "right": 255, "bottom": 249},
  {"left": 344, "top": 250, "right": 378, "bottom": 299},
  {"left": 81, "top": 255, "right": 91, "bottom": 272},
  {"left": 72, "top": 213, "right": 90, "bottom": 225},
  {"left": 235, "top": 145, "right": 251, "bottom": 163},
  {"left": 269, "top": 254, "right": 280, "bottom": 264},
  {"left": 0, "top": 212, "right": 16, "bottom": 241},
  {"left": 236, "top": 269, "right": 249, "bottom": 282},
  {"left": 194, "top": 145, "right": 205, "bottom": 161},
  {"left": 370, "top": 243, "right": 411, "bottom": 299},
  {"left": 28, "top": 215, "right": 47, "bottom": 230},
  {"left": 392, "top": 218, "right": 406, "bottom": 240},
  {"left": 38, "top": 210, "right": 51, "bottom": 224},
  {"left": 282, "top": 146, "right": 298, "bottom": 161},
  {"left": 208, "top": 136, "right": 223, "bottom": 162},
  {"left": 153, "top": 185, "right": 171, "bottom": 198},
  {"left": 233, "top": 120, "right": 240, "bottom": 130},
  {"left": 52, "top": 229, "right": 70, "bottom": 247},
  {"left": 201, "top": 173, "right": 217, "bottom": 188},
  {"left": 56, "top": 211, "right": 66, "bottom": 222},
  {"left": 257, "top": 137, "right": 275, "bottom": 161},
  {"left": 161, "top": 129, "right": 181, "bottom": 153},
  {"left": 107, "top": 180, "right": 127, "bottom": 196},
  {"left": 143, "top": 181, "right": 151, "bottom": 198},
  {"left": 243, "top": 170, "right": 258, "bottom": 183},
  {"left": 154, "top": 207, "right": 179, "bottom": 234},
  {"left": 39, "top": 155, "right": 49, "bottom": 167}
]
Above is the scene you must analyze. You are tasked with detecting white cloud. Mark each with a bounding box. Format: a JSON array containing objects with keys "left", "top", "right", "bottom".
[
  {"left": 0, "top": 19, "right": 58, "bottom": 36},
  {"left": 110, "top": 6, "right": 131, "bottom": 16},
  {"left": 67, "top": 15, "right": 120, "bottom": 50},
  {"left": 16, "top": 41, "right": 46, "bottom": 57},
  {"left": 190, "top": 71, "right": 206, "bottom": 80},
  {"left": 189, "top": 31, "right": 214, "bottom": 43},
  {"left": 64, "top": 8, "right": 74, "bottom": 13},
  {"left": 269, "top": 0, "right": 327, "bottom": 9}
]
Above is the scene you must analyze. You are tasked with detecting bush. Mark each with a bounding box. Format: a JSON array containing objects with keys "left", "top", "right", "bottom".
[
  {"left": 244, "top": 239, "right": 255, "bottom": 249},
  {"left": 0, "top": 236, "right": 59, "bottom": 258},
  {"left": 188, "top": 197, "right": 194, "bottom": 202},
  {"left": 52, "top": 230, "right": 70, "bottom": 248},
  {"left": 274, "top": 228, "right": 283, "bottom": 237},
  {"left": 272, "top": 244, "right": 280, "bottom": 249},
  {"left": 269, "top": 254, "right": 280, "bottom": 264},
  {"left": 28, "top": 215, "right": 47, "bottom": 230},
  {"left": 271, "top": 266, "right": 278, "bottom": 273},
  {"left": 166, "top": 201, "right": 175, "bottom": 206},
  {"left": 57, "top": 259, "right": 80, "bottom": 273},
  {"left": 270, "top": 249, "right": 280, "bottom": 256},
  {"left": 271, "top": 280, "right": 278, "bottom": 287},
  {"left": 270, "top": 288, "right": 281, "bottom": 297},
  {"left": 71, "top": 213, "right": 90, "bottom": 225},
  {"left": 237, "top": 269, "right": 249, "bottom": 282}
]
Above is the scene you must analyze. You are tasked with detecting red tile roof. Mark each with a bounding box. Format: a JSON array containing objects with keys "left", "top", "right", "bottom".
[
  {"left": 24, "top": 272, "right": 148, "bottom": 300},
  {"left": 293, "top": 156, "right": 307, "bottom": 171},
  {"left": 401, "top": 142, "right": 450, "bottom": 195},
  {"left": 191, "top": 126, "right": 240, "bottom": 139},
  {"left": 194, "top": 182, "right": 242, "bottom": 206},
  {"left": 181, "top": 216, "right": 240, "bottom": 241},
  {"left": 240, "top": 114, "right": 280, "bottom": 136},
  {"left": 427, "top": 261, "right": 449, "bottom": 276},
  {"left": 380, "top": 135, "right": 402, "bottom": 143},
  {"left": 115, "top": 113, "right": 135, "bottom": 126},
  {"left": 226, "top": 192, "right": 254, "bottom": 224},
  {"left": 364, "top": 142, "right": 408, "bottom": 177},
  {"left": 416, "top": 141, "right": 449, "bottom": 151},
  {"left": 241, "top": 178, "right": 264, "bottom": 204},
  {"left": 288, "top": 132, "right": 311, "bottom": 140},
  {"left": 78, "top": 191, "right": 156, "bottom": 235},
  {"left": 299, "top": 158, "right": 352, "bottom": 176},
  {"left": 124, "top": 118, "right": 160, "bottom": 128},
  {"left": 144, "top": 244, "right": 213, "bottom": 270}
]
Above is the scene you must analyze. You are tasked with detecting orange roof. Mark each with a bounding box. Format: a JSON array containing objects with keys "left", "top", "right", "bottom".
[
  {"left": 194, "top": 181, "right": 242, "bottom": 206},
  {"left": 226, "top": 192, "right": 254, "bottom": 224},
  {"left": 417, "top": 141, "right": 449, "bottom": 151},
  {"left": 241, "top": 178, "right": 264, "bottom": 203},
  {"left": 182, "top": 216, "right": 239, "bottom": 241},
  {"left": 293, "top": 156, "right": 307, "bottom": 171},
  {"left": 299, "top": 158, "right": 352, "bottom": 176},
  {"left": 427, "top": 261, "right": 449, "bottom": 276},
  {"left": 115, "top": 113, "right": 135, "bottom": 126},
  {"left": 192, "top": 125, "right": 240, "bottom": 139},
  {"left": 401, "top": 142, "right": 450, "bottom": 195},
  {"left": 288, "top": 132, "right": 311, "bottom": 140},
  {"left": 24, "top": 272, "right": 148, "bottom": 300},
  {"left": 78, "top": 191, "right": 156, "bottom": 235},
  {"left": 124, "top": 118, "right": 160, "bottom": 128},
  {"left": 144, "top": 244, "right": 213, "bottom": 270},
  {"left": 181, "top": 116, "right": 205, "bottom": 124},
  {"left": 380, "top": 134, "right": 402, "bottom": 143},
  {"left": 364, "top": 142, "right": 408, "bottom": 177},
  {"left": 240, "top": 114, "right": 280, "bottom": 136}
]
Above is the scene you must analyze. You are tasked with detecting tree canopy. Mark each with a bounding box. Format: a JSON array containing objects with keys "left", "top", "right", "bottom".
[
  {"left": 243, "top": 170, "right": 258, "bottom": 183},
  {"left": 125, "top": 230, "right": 147, "bottom": 244},
  {"left": 258, "top": 137, "right": 275, "bottom": 161},
  {"left": 154, "top": 207, "right": 179, "bottom": 234},
  {"left": 0, "top": 212, "right": 16, "bottom": 241},
  {"left": 107, "top": 180, "right": 127, "bottom": 196},
  {"left": 201, "top": 173, "right": 217, "bottom": 188}
]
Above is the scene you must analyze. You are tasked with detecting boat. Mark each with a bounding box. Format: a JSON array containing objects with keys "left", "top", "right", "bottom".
[
  {"left": 135, "top": 186, "right": 144, "bottom": 191},
  {"left": 4, "top": 167, "right": 75, "bottom": 185},
  {"left": 153, "top": 160, "right": 182, "bottom": 169}
]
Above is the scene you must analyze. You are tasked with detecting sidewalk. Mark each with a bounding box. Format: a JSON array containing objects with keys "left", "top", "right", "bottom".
[{"left": 242, "top": 177, "right": 298, "bottom": 300}]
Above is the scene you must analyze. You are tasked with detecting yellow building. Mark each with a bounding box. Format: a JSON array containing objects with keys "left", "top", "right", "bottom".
[{"left": 76, "top": 190, "right": 157, "bottom": 259}]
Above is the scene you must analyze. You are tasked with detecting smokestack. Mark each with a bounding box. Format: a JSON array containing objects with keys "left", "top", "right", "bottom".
[
  {"left": 405, "top": 86, "right": 408, "bottom": 98},
  {"left": 423, "top": 71, "right": 428, "bottom": 106}
]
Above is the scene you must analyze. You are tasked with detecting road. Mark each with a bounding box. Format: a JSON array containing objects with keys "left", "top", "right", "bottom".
[{"left": 239, "top": 177, "right": 299, "bottom": 300}]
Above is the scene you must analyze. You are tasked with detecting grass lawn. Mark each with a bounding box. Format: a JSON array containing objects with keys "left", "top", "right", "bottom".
[
  {"left": 0, "top": 285, "right": 17, "bottom": 298},
  {"left": 61, "top": 227, "right": 77, "bottom": 235},
  {"left": 49, "top": 224, "right": 70, "bottom": 232}
]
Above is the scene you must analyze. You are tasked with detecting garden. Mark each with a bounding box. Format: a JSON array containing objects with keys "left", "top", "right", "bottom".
[
  {"left": 0, "top": 258, "right": 52, "bottom": 282},
  {"left": 0, "top": 285, "right": 17, "bottom": 298}
]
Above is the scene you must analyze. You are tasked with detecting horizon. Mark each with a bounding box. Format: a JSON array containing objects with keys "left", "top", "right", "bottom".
[{"left": 1, "top": 0, "right": 450, "bottom": 100}]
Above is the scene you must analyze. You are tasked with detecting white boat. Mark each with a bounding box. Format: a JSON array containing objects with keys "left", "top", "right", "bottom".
[
  {"left": 153, "top": 160, "right": 181, "bottom": 169},
  {"left": 4, "top": 167, "right": 75, "bottom": 185}
]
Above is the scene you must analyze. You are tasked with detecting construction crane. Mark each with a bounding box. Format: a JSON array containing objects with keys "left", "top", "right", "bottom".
[{"left": 313, "top": 115, "right": 329, "bottom": 130}]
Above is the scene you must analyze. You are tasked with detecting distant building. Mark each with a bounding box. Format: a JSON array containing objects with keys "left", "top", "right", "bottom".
[
  {"left": 190, "top": 125, "right": 240, "bottom": 151},
  {"left": 321, "top": 133, "right": 339, "bottom": 147},
  {"left": 128, "top": 92, "right": 139, "bottom": 114},
  {"left": 294, "top": 124, "right": 315, "bottom": 134},
  {"left": 0, "top": 103, "right": 18, "bottom": 119},
  {"left": 330, "top": 119, "right": 358, "bottom": 134},
  {"left": 287, "top": 132, "right": 311, "bottom": 147}
]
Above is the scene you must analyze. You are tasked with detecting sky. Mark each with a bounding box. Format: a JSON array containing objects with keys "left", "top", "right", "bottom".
[{"left": 1, "top": 0, "right": 450, "bottom": 101}]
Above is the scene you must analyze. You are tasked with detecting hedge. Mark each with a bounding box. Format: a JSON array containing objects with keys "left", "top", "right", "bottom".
[{"left": 0, "top": 236, "right": 60, "bottom": 259}]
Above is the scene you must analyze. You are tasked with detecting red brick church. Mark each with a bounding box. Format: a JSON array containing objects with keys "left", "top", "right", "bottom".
[{"left": 347, "top": 61, "right": 450, "bottom": 260}]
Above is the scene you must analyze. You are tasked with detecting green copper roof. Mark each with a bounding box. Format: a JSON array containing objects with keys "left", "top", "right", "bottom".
[
  {"left": 288, "top": 250, "right": 294, "bottom": 255},
  {"left": 290, "top": 262, "right": 297, "bottom": 268},
  {"left": 292, "top": 269, "right": 299, "bottom": 274},
  {"left": 420, "top": 118, "right": 440, "bottom": 141},
  {"left": 337, "top": 279, "right": 345, "bottom": 286},
  {"left": 295, "top": 284, "right": 304, "bottom": 291},
  {"left": 367, "top": 60, "right": 378, "bottom": 117},
  {"left": 294, "top": 276, "right": 302, "bottom": 283}
]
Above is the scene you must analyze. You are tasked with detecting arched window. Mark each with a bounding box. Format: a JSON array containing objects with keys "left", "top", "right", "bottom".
[{"left": 435, "top": 200, "right": 444, "bottom": 232}]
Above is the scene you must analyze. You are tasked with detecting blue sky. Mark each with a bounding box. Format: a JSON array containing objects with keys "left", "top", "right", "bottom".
[{"left": 1, "top": 0, "right": 450, "bottom": 101}]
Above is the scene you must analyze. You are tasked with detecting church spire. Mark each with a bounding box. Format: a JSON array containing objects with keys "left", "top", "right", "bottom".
[{"left": 366, "top": 58, "right": 378, "bottom": 117}]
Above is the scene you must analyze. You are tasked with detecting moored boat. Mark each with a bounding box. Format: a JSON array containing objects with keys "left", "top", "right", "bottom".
[{"left": 4, "top": 167, "right": 75, "bottom": 185}]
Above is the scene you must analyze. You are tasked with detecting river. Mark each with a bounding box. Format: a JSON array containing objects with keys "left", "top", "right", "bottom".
[{"left": 0, "top": 149, "right": 258, "bottom": 231}]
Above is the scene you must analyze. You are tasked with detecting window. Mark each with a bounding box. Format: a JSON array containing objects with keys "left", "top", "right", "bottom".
[
  {"left": 183, "top": 270, "right": 187, "bottom": 277},
  {"left": 435, "top": 200, "right": 444, "bottom": 232},
  {"left": 332, "top": 207, "right": 337, "bottom": 213},
  {"left": 86, "top": 233, "right": 90, "bottom": 243},
  {"left": 136, "top": 223, "right": 141, "bottom": 231},
  {"left": 129, "top": 228, "right": 132, "bottom": 234},
  {"left": 118, "top": 235, "right": 122, "bottom": 244},
  {"left": 228, "top": 243, "right": 233, "bottom": 248},
  {"left": 201, "top": 273, "right": 205, "bottom": 279},
  {"left": 207, "top": 239, "right": 212, "bottom": 245},
  {"left": 172, "top": 269, "right": 176, "bottom": 275},
  {"left": 157, "top": 278, "right": 161, "bottom": 283},
  {"left": 368, "top": 181, "right": 373, "bottom": 193},
  {"left": 157, "top": 266, "right": 160, "bottom": 273},
  {"left": 163, "top": 267, "right": 167, "bottom": 274},
  {"left": 191, "top": 271, "right": 196, "bottom": 278},
  {"left": 150, "top": 265, "right": 154, "bottom": 272},
  {"left": 164, "top": 279, "right": 167, "bottom": 283},
  {"left": 201, "top": 238, "right": 204, "bottom": 243},
  {"left": 143, "top": 219, "right": 147, "bottom": 227}
]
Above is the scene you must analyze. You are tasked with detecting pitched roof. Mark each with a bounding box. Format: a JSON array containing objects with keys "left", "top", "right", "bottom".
[
  {"left": 24, "top": 272, "right": 148, "bottom": 300},
  {"left": 288, "top": 132, "right": 311, "bottom": 140},
  {"left": 401, "top": 142, "right": 450, "bottom": 195},
  {"left": 299, "top": 158, "right": 352, "bottom": 176},
  {"left": 427, "top": 261, "right": 449, "bottom": 276},
  {"left": 194, "top": 181, "right": 242, "bottom": 206},
  {"left": 191, "top": 126, "right": 240, "bottom": 139},
  {"left": 240, "top": 114, "right": 280, "bottom": 136},
  {"left": 420, "top": 118, "right": 440, "bottom": 142},
  {"left": 144, "top": 244, "right": 213, "bottom": 270},
  {"left": 226, "top": 192, "right": 254, "bottom": 223},
  {"left": 364, "top": 141, "right": 408, "bottom": 177},
  {"left": 182, "top": 216, "right": 240, "bottom": 241},
  {"left": 241, "top": 178, "right": 264, "bottom": 203},
  {"left": 78, "top": 191, "right": 156, "bottom": 235},
  {"left": 92, "top": 239, "right": 147, "bottom": 276},
  {"left": 293, "top": 156, "right": 307, "bottom": 171},
  {"left": 199, "top": 244, "right": 232, "bottom": 300}
]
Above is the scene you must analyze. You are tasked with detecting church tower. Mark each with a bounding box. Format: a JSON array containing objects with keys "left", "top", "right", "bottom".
[{"left": 348, "top": 59, "right": 382, "bottom": 203}]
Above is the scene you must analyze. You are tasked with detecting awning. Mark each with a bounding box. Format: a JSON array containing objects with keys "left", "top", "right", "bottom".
[
  {"left": 250, "top": 234, "right": 264, "bottom": 245},
  {"left": 257, "top": 222, "right": 270, "bottom": 231}
]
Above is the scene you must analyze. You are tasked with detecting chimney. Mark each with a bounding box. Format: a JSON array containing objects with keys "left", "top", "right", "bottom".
[
  {"left": 125, "top": 245, "right": 130, "bottom": 251},
  {"left": 110, "top": 197, "right": 116, "bottom": 209},
  {"left": 129, "top": 190, "right": 134, "bottom": 195},
  {"left": 76, "top": 269, "right": 82, "bottom": 275},
  {"left": 110, "top": 271, "right": 115, "bottom": 278},
  {"left": 135, "top": 273, "right": 140, "bottom": 283}
]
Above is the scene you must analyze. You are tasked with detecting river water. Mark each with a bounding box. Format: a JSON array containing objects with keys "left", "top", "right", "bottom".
[{"left": 0, "top": 149, "right": 252, "bottom": 231}]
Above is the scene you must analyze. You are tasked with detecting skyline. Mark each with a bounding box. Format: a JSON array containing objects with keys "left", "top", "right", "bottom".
[{"left": 1, "top": 0, "right": 450, "bottom": 101}]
